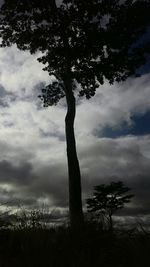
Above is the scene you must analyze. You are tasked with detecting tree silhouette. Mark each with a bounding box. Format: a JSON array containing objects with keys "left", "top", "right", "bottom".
[
  {"left": 0, "top": 0, "right": 150, "bottom": 228},
  {"left": 87, "top": 181, "right": 134, "bottom": 231}
]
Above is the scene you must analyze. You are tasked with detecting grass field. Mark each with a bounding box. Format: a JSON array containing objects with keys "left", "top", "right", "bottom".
[{"left": 0, "top": 217, "right": 149, "bottom": 267}]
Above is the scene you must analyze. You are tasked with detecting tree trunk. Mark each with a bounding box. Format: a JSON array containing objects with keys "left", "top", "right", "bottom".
[{"left": 64, "top": 78, "right": 84, "bottom": 229}]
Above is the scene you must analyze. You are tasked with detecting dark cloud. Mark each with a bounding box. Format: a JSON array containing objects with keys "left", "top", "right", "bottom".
[
  {"left": 0, "top": 158, "right": 68, "bottom": 209},
  {"left": 79, "top": 136, "right": 150, "bottom": 220},
  {"left": 0, "top": 160, "right": 34, "bottom": 185},
  {"left": 0, "top": 23, "right": 149, "bottom": 225},
  {"left": 0, "top": 134, "right": 150, "bottom": 221},
  {"left": 32, "top": 163, "right": 68, "bottom": 207}
]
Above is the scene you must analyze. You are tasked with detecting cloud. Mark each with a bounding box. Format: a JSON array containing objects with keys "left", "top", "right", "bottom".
[
  {"left": 0, "top": 45, "right": 51, "bottom": 95},
  {"left": 0, "top": 44, "right": 150, "bottom": 223},
  {"left": 0, "top": 160, "right": 34, "bottom": 185},
  {"left": 75, "top": 74, "right": 150, "bottom": 137},
  {"left": 78, "top": 134, "right": 150, "bottom": 218}
]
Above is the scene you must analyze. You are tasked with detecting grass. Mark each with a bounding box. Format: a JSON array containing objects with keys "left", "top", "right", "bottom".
[{"left": 0, "top": 217, "right": 150, "bottom": 267}]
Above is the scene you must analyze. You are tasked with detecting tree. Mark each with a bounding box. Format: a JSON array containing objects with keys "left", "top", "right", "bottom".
[
  {"left": 86, "top": 181, "right": 134, "bottom": 231},
  {"left": 0, "top": 0, "right": 150, "bottom": 228}
]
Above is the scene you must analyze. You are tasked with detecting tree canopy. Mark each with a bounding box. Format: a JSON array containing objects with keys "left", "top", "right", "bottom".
[
  {"left": 87, "top": 181, "right": 134, "bottom": 230},
  {"left": 0, "top": 0, "right": 150, "bottom": 104}
]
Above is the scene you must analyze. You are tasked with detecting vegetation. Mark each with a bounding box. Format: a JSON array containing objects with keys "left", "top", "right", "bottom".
[
  {"left": 0, "top": 0, "right": 150, "bottom": 228},
  {"left": 0, "top": 213, "right": 150, "bottom": 267},
  {"left": 87, "top": 181, "right": 134, "bottom": 231},
  {"left": 0, "top": 183, "right": 148, "bottom": 267},
  {"left": 0, "top": 182, "right": 148, "bottom": 267}
]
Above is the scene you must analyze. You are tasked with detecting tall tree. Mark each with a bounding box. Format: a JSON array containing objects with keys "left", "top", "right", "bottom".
[{"left": 0, "top": 0, "right": 150, "bottom": 228}]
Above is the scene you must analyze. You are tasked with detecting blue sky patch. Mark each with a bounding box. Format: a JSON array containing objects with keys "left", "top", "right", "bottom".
[{"left": 101, "top": 111, "right": 150, "bottom": 138}]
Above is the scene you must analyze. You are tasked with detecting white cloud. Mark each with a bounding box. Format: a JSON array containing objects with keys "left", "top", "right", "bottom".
[
  {"left": 75, "top": 75, "right": 150, "bottom": 137},
  {"left": 0, "top": 45, "right": 51, "bottom": 95},
  {"left": 0, "top": 44, "right": 150, "bottom": 220}
]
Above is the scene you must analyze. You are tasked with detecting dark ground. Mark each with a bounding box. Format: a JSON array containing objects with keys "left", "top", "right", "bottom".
[{"left": 0, "top": 222, "right": 149, "bottom": 267}]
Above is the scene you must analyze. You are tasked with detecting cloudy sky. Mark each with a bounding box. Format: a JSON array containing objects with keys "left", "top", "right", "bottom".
[
  {"left": 0, "top": 1, "right": 150, "bottom": 226},
  {"left": 0, "top": 42, "right": 150, "bottom": 225}
]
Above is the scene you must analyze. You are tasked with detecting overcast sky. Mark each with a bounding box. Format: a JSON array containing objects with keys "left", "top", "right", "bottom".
[{"left": 0, "top": 42, "right": 150, "bottom": 225}]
